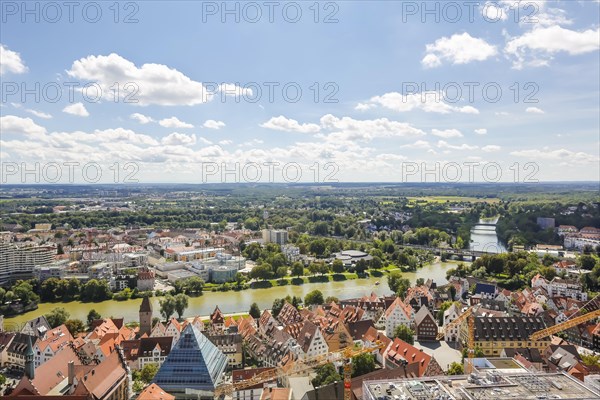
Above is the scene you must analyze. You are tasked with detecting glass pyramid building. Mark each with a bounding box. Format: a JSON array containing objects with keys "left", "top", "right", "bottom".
[{"left": 152, "top": 323, "right": 227, "bottom": 395}]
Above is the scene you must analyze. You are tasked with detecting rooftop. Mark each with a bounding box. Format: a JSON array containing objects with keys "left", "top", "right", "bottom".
[{"left": 363, "top": 372, "right": 600, "bottom": 400}]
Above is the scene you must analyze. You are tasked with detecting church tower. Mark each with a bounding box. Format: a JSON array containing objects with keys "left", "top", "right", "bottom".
[
  {"left": 139, "top": 296, "right": 153, "bottom": 336},
  {"left": 25, "top": 335, "right": 34, "bottom": 379}
]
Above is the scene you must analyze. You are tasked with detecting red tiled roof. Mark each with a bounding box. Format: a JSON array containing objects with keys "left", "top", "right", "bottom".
[
  {"left": 137, "top": 383, "right": 175, "bottom": 400},
  {"left": 385, "top": 338, "right": 432, "bottom": 376}
]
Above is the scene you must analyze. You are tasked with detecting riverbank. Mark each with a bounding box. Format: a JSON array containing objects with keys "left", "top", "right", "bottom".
[{"left": 3, "top": 261, "right": 461, "bottom": 328}]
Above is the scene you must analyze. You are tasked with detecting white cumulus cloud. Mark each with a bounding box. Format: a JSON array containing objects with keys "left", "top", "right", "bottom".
[
  {"left": 130, "top": 113, "right": 155, "bottom": 124},
  {"left": 422, "top": 32, "right": 497, "bottom": 67},
  {"left": 437, "top": 140, "right": 478, "bottom": 151},
  {"left": 159, "top": 117, "right": 194, "bottom": 129},
  {"left": 62, "top": 103, "right": 89, "bottom": 117},
  {"left": 161, "top": 132, "right": 197, "bottom": 146},
  {"left": 67, "top": 53, "right": 213, "bottom": 106},
  {"left": 25, "top": 109, "right": 52, "bottom": 119},
  {"left": 0, "top": 115, "right": 46, "bottom": 136},
  {"left": 505, "top": 26, "right": 600, "bottom": 69},
  {"left": 203, "top": 120, "right": 226, "bottom": 130},
  {"left": 361, "top": 92, "right": 479, "bottom": 114},
  {"left": 0, "top": 44, "right": 27, "bottom": 75},
  {"left": 510, "top": 147, "right": 598, "bottom": 164},
  {"left": 260, "top": 116, "right": 320, "bottom": 134},
  {"left": 526, "top": 107, "right": 545, "bottom": 114}
]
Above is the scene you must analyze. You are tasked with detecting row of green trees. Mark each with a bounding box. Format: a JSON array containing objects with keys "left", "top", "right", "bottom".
[{"left": 39, "top": 278, "right": 113, "bottom": 302}]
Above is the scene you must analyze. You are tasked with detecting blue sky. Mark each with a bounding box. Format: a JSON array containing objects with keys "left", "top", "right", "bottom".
[{"left": 1, "top": 0, "right": 599, "bottom": 183}]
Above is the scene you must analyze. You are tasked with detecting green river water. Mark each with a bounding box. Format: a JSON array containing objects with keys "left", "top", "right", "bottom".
[{"left": 4, "top": 262, "right": 457, "bottom": 329}]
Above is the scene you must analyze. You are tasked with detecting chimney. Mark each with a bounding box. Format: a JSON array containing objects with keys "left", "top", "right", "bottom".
[{"left": 68, "top": 361, "right": 75, "bottom": 385}]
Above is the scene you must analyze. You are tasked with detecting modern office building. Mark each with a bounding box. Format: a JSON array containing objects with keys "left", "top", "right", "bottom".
[
  {"left": 262, "top": 229, "right": 288, "bottom": 245},
  {"left": 152, "top": 324, "right": 227, "bottom": 398},
  {"left": 0, "top": 242, "right": 54, "bottom": 285}
]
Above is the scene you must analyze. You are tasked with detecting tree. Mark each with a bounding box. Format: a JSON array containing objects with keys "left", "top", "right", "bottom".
[
  {"left": 370, "top": 256, "right": 383, "bottom": 269},
  {"left": 140, "top": 363, "right": 159, "bottom": 383},
  {"left": 80, "top": 279, "right": 112, "bottom": 302},
  {"left": 234, "top": 272, "right": 245, "bottom": 290},
  {"left": 288, "top": 295, "right": 302, "bottom": 309},
  {"left": 308, "top": 239, "right": 326, "bottom": 257},
  {"left": 87, "top": 309, "right": 101, "bottom": 326},
  {"left": 272, "top": 298, "right": 285, "bottom": 318},
  {"left": 579, "top": 254, "right": 597, "bottom": 270},
  {"left": 448, "top": 362, "right": 464, "bottom": 375},
  {"left": 318, "top": 263, "right": 330, "bottom": 275},
  {"left": 325, "top": 296, "right": 339, "bottom": 304},
  {"left": 332, "top": 259, "right": 345, "bottom": 273},
  {"left": 436, "top": 301, "right": 454, "bottom": 325},
  {"left": 314, "top": 222, "right": 329, "bottom": 236},
  {"left": 415, "top": 278, "right": 425, "bottom": 286},
  {"left": 0, "top": 373, "right": 6, "bottom": 385},
  {"left": 159, "top": 295, "right": 176, "bottom": 321},
  {"left": 355, "top": 259, "right": 368, "bottom": 274},
  {"left": 249, "top": 264, "right": 272, "bottom": 281},
  {"left": 65, "top": 319, "right": 86, "bottom": 336},
  {"left": 311, "top": 363, "right": 341, "bottom": 387},
  {"left": 249, "top": 302, "right": 261, "bottom": 319},
  {"left": 244, "top": 217, "right": 260, "bottom": 231},
  {"left": 174, "top": 293, "right": 189, "bottom": 319},
  {"left": 393, "top": 325, "right": 414, "bottom": 345},
  {"left": 132, "top": 380, "right": 144, "bottom": 393},
  {"left": 388, "top": 272, "right": 410, "bottom": 298},
  {"left": 276, "top": 266, "right": 288, "bottom": 280},
  {"left": 351, "top": 353, "right": 376, "bottom": 377},
  {"left": 291, "top": 262, "right": 304, "bottom": 277},
  {"left": 462, "top": 346, "right": 484, "bottom": 360},
  {"left": 581, "top": 354, "right": 600, "bottom": 367},
  {"left": 388, "top": 271, "right": 402, "bottom": 293},
  {"left": 13, "top": 280, "right": 39, "bottom": 305},
  {"left": 65, "top": 279, "right": 81, "bottom": 300},
  {"left": 174, "top": 277, "right": 204, "bottom": 295},
  {"left": 304, "top": 290, "right": 324, "bottom": 306},
  {"left": 40, "top": 278, "right": 60, "bottom": 302},
  {"left": 46, "top": 307, "right": 70, "bottom": 328},
  {"left": 334, "top": 221, "right": 342, "bottom": 236},
  {"left": 308, "top": 263, "right": 321, "bottom": 276}
]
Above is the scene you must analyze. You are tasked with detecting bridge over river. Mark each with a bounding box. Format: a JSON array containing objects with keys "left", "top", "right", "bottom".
[{"left": 398, "top": 244, "right": 500, "bottom": 259}]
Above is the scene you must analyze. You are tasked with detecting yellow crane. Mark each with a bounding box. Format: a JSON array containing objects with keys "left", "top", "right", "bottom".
[
  {"left": 437, "top": 297, "right": 600, "bottom": 375},
  {"left": 529, "top": 308, "right": 600, "bottom": 341},
  {"left": 214, "top": 341, "right": 385, "bottom": 398},
  {"left": 436, "top": 305, "right": 477, "bottom": 373}
]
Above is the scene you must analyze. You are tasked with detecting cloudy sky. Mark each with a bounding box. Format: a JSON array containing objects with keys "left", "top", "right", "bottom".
[{"left": 1, "top": 0, "right": 599, "bottom": 183}]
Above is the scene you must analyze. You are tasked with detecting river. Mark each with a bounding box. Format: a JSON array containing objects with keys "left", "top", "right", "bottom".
[
  {"left": 469, "top": 217, "right": 506, "bottom": 254},
  {"left": 4, "top": 261, "right": 459, "bottom": 329}
]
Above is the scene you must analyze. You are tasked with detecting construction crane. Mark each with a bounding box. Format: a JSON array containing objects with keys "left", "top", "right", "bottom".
[
  {"left": 436, "top": 305, "right": 477, "bottom": 373},
  {"left": 214, "top": 341, "right": 385, "bottom": 399},
  {"left": 341, "top": 342, "right": 386, "bottom": 400},
  {"left": 437, "top": 297, "right": 600, "bottom": 375},
  {"left": 530, "top": 308, "right": 600, "bottom": 341}
]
